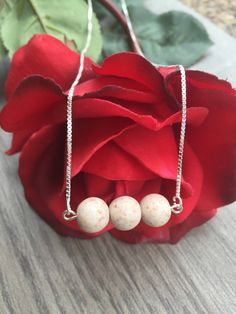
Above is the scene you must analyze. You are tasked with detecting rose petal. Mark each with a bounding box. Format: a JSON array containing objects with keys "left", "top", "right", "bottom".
[
  {"left": 1, "top": 76, "right": 161, "bottom": 135},
  {"left": 93, "top": 52, "right": 165, "bottom": 93},
  {"left": 114, "top": 125, "right": 192, "bottom": 193},
  {"left": 186, "top": 71, "right": 234, "bottom": 93},
  {"left": 83, "top": 172, "right": 115, "bottom": 200},
  {"left": 0, "top": 76, "right": 64, "bottom": 132},
  {"left": 73, "top": 76, "right": 153, "bottom": 95},
  {"left": 72, "top": 98, "right": 165, "bottom": 130},
  {"left": 168, "top": 208, "right": 217, "bottom": 244},
  {"left": 158, "top": 66, "right": 179, "bottom": 78},
  {"left": 83, "top": 141, "right": 157, "bottom": 180},
  {"left": 5, "top": 34, "right": 93, "bottom": 97},
  {"left": 73, "top": 78, "right": 168, "bottom": 120},
  {"left": 6, "top": 129, "right": 33, "bottom": 154},
  {"left": 71, "top": 117, "right": 136, "bottom": 177}
]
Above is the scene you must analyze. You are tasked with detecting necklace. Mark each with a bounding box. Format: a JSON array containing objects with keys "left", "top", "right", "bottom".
[{"left": 63, "top": 0, "right": 187, "bottom": 233}]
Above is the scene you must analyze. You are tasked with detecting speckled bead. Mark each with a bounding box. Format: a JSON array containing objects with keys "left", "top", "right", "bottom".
[
  {"left": 109, "top": 196, "right": 141, "bottom": 231},
  {"left": 140, "top": 194, "right": 171, "bottom": 227},
  {"left": 77, "top": 197, "right": 110, "bottom": 233}
]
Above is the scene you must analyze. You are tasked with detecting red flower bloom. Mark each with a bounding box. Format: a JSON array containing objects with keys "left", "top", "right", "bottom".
[{"left": 1, "top": 34, "right": 236, "bottom": 244}]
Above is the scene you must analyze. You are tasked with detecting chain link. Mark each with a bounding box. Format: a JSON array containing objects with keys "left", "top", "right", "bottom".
[{"left": 175, "top": 65, "right": 187, "bottom": 199}]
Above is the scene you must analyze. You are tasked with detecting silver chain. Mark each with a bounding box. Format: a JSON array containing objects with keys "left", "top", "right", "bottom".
[
  {"left": 120, "top": 0, "right": 187, "bottom": 213},
  {"left": 120, "top": 0, "right": 144, "bottom": 56},
  {"left": 171, "top": 65, "right": 186, "bottom": 213},
  {"left": 64, "top": 0, "right": 187, "bottom": 220},
  {"left": 64, "top": 0, "right": 93, "bottom": 220}
]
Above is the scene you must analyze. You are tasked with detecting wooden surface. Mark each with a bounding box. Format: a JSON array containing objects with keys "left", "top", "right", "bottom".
[{"left": 0, "top": 1, "right": 236, "bottom": 313}]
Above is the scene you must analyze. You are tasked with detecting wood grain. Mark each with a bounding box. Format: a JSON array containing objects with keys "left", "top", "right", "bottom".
[{"left": 0, "top": 1, "right": 236, "bottom": 313}]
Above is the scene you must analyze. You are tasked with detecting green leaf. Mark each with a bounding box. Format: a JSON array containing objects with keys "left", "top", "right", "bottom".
[
  {"left": 1, "top": 0, "right": 102, "bottom": 61},
  {"left": 102, "top": 8, "right": 213, "bottom": 67},
  {"left": 0, "top": 0, "right": 17, "bottom": 60},
  {"left": 0, "top": 0, "right": 17, "bottom": 17}
]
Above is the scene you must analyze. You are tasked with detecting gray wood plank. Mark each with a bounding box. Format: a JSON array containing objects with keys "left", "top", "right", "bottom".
[{"left": 0, "top": 1, "right": 236, "bottom": 313}]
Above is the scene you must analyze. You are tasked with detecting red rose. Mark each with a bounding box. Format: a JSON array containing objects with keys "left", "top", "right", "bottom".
[{"left": 1, "top": 34, "right": 236, "bottom": 244}]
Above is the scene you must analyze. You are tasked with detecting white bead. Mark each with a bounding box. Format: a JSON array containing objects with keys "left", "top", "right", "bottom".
[
  {"left": 140, "top": 194, "right": 171, "bottom": 227},
  {"left": 109, "top": 196, "right": 141, "bottom": 231},
  {"left": 77, "top": 197, "right": 110, "bottom": 233}
]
